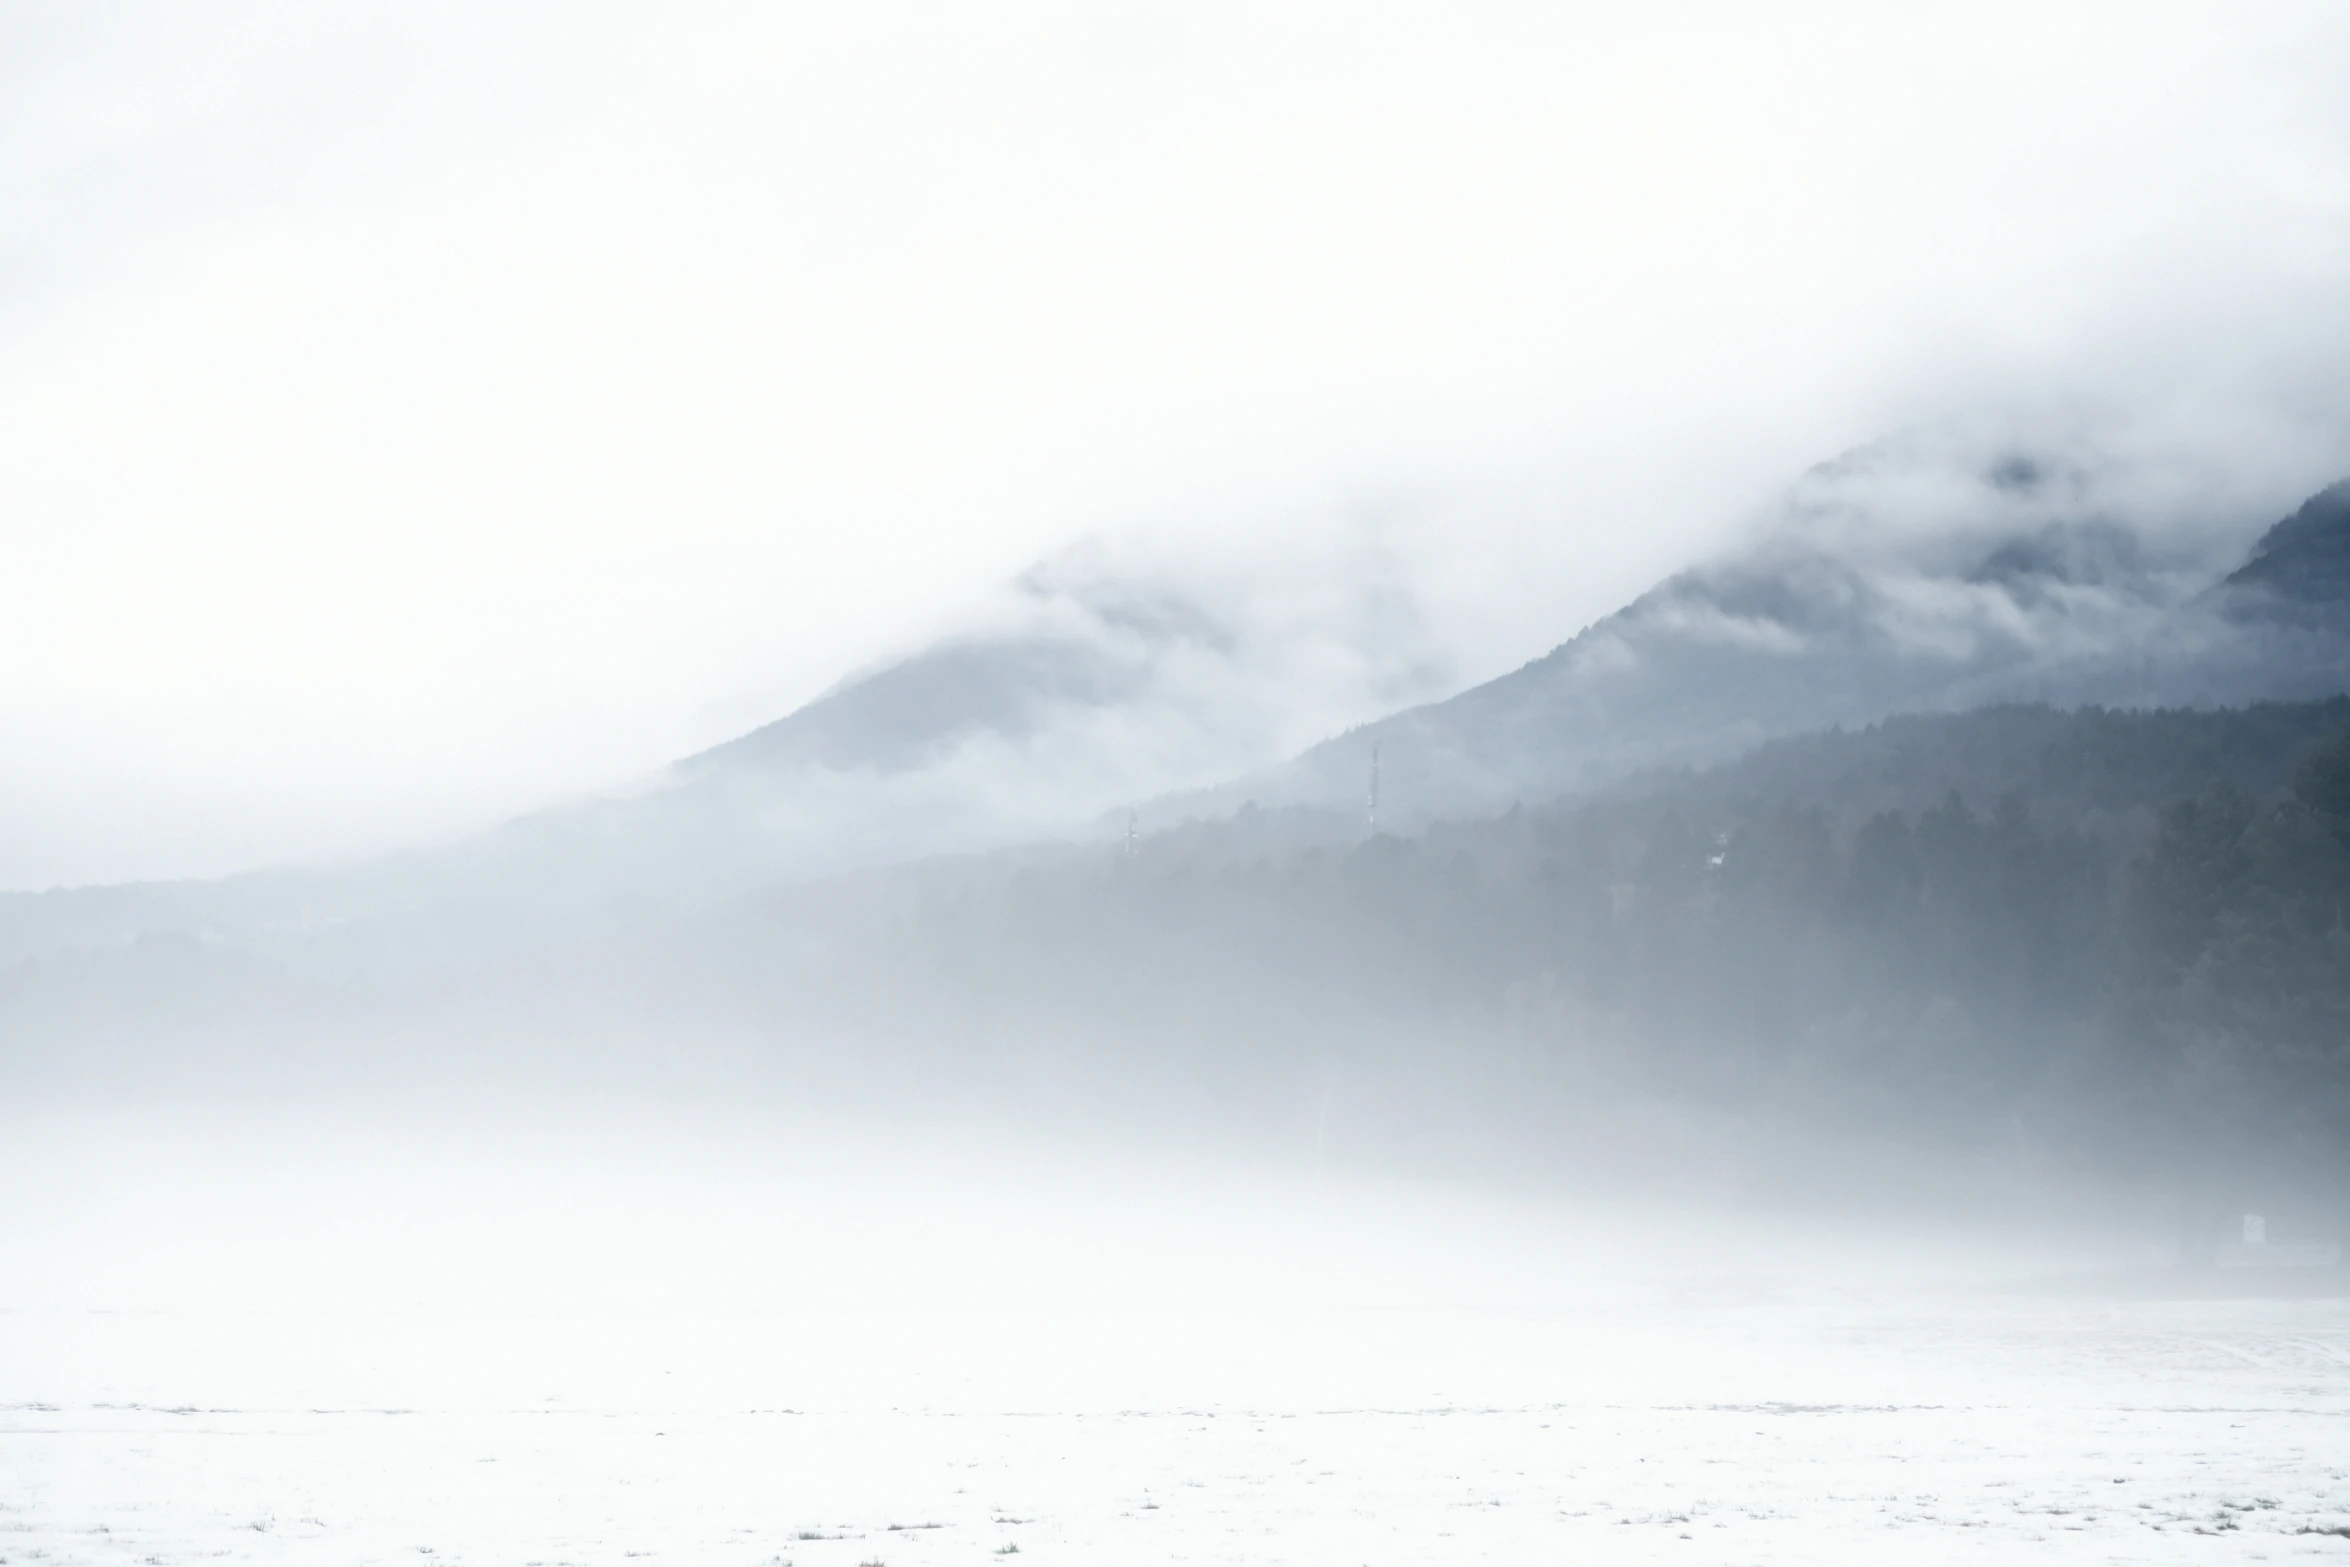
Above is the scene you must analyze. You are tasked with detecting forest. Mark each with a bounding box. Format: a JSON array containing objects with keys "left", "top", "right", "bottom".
[
  {"left": 759, "top": 698, "right": 2350, "bottom": 1239},
  {"left": 5, "top": 698, "right": 2348, "bottom": 1250}
]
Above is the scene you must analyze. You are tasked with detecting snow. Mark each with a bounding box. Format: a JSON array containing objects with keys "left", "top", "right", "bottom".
[{"left": 4, "top": 1107, "right": 2347, "bottom": 1564}]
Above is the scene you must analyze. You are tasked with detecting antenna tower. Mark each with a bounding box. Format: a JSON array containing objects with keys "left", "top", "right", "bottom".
[{"left": 1367, "top": 741, "right": 1381, "bottom": 836}]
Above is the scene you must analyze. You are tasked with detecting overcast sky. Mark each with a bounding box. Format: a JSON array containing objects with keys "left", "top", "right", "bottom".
[{"left": 4, "top": 1, "right": 2349, "bottom": 888}]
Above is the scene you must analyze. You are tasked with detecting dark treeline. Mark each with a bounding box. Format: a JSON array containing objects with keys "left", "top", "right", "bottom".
[
  {"left": 788, "top": 700, "right": 2350, "bottom": 1232},
  {"left": 2114, "top": 738, "right": 2350, "bottom": 1255},
  {"left": 6, "top": 698, "right": 2349, "bottom": 1243}
]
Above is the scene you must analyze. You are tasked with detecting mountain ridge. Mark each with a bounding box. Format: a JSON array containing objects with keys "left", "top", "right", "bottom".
[
  {"left": 1139, "top": 452, "right": 2350, "bottom": 831},
  {"left": 2, "top": 437, "right": 2345, "bottom": 966}
]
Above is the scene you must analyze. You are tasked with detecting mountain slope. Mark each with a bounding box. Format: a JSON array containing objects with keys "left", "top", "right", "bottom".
[
  {"left": 1150, "top": 442, "right": 2350, "bottom": 828},
  {"left": 7, "top": 430, "right": 2345, "bottom": 965},
  {"left": 2215, "top": 479, "right": 2350, "bottom": 617}
]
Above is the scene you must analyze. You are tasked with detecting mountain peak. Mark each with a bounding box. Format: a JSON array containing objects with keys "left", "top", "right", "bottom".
[{"left": 2222, "top": 479, "right": 2350, "bottom": 610}]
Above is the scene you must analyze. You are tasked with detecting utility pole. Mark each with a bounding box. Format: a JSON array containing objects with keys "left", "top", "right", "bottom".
[{"left": 1367, "top": 741, "right": 1381, "bottom": 836}]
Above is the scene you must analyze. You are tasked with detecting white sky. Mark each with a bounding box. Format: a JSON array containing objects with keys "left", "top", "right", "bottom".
[{"left": 4, "top": 0, "right": 2349, "bottom": 888}]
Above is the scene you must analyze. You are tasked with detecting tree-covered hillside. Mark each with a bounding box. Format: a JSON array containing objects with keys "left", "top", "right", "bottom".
[
  {"left": 6, "top": 697, "right": 2347, "bottom": 1246},
  {"left": 767, "top": 698, "right": 2350, "bottom": 1231}
]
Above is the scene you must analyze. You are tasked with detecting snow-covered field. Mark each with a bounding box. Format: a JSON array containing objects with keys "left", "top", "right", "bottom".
[{"left": 6, "top": 1107, "right": 2348, "bottom": 1565}]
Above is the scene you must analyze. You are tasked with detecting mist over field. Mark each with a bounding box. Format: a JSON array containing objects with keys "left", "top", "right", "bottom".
[{"left": 9, "top": 4, "right": 2350, "bottom": 1563}]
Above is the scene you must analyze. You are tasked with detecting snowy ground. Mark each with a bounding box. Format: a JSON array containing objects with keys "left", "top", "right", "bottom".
[{"left": 5, "top": 1106, "right": 2348, "bottom": 1565}]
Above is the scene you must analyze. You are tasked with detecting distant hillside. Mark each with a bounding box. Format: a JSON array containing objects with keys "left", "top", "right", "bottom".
[
  {"left": 681, "top": 637, "right": 1152, "bottom": 776},
  {"left": 383, "top": 431, "right": 2350, "bottom": 895},
  {"left": 6, "top": 430, "right": 2346, "bottom": 970},
  {"left": 10, "top": 693, "right": 2350, "bottom": 1223},
  {"left": 1152, "top": 446, "right": 2350, "bottom": 830},
  {"left": 1647, "top": 698, "right": 2350, "bottom": 840},
  {"left": 2216, "top": 479, "right": 2350, "bottom": 617},
  {"left": 733, "top": 696, "right": 2350, "bottom": 1209},
  {"left": 224, "top": 437, "right": 2350, "bottom": 912}
]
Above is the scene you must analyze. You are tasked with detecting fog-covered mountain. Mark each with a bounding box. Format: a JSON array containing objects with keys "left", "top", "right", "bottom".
[
  {"left": 1156, "top": 447, "right": 2350, "bottom": 829},
  {"left": 2214, "top": 479, "right": 2350, "bottom": 621},
  {"left": 444, "top": 530, "right": 1454, "bottom": 902},
  {"left": 446, "top": 435, "right": 2350, "bottom": 888},
  {"left": 4, "top": 433, "right": 2345, "bottom": 968},
  {"left": 0, "top": 530, "right": 1452, "bottom": 957}
]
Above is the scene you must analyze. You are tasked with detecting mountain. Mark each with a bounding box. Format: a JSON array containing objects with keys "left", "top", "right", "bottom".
[
  {"left": 1150, "top": 442, "right": 2350, "bottom": 829},
  {"left": 5, "top": 430, "right": 2345, "bottom": 969},
  {"left": 0, "top": 534, "right": 1449, "bottom": 959},
  {"left": 462, "top": 536, "right": 1451, "bottom": 898},
  {"left": 2215, "top": 479, "right": 2350, "bottom": 618},
  {"left": 316, "top": 443, "right": 2350, "bottom": 955}
]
